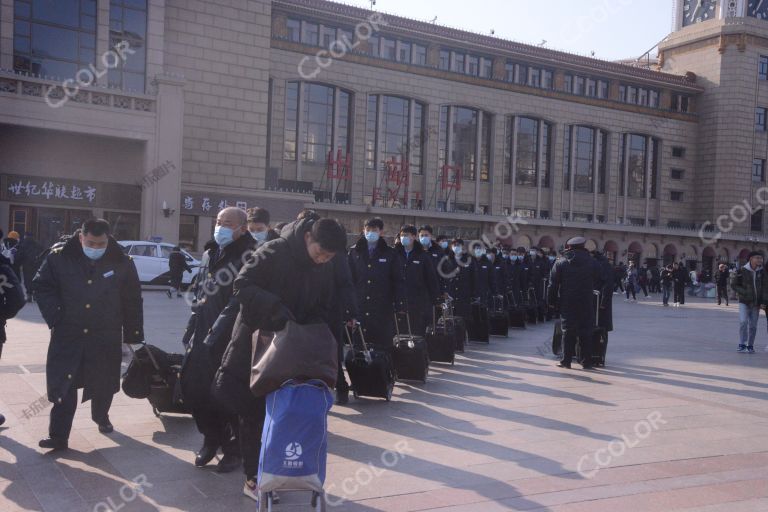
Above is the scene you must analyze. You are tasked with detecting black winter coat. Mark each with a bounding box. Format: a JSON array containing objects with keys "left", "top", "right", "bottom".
[
  {"left": 548, "top": 249, "right": 602, "bottom": 328},
  {"left": 213, "top": 219, "right": 336, "bottom": 414},
  {"left": 424, "top": 243, "right": 448, "bottom": 293},
  {"left": 0, "top": 261, "right": 25, "bottom": 343},
  {"left": 394, "top": 242, "right": 440, "bottom": 313},
  {"left": 442, "top": 253, "right": 477, "bottom": 319},
  {"left": 507, "top": 260, "right": 523, "bottom": 302},
  {"left": 179, "top": 233, "right": 256, "bottom": 407},
  {"left": 489, "top": 258, "right": 508, "bottom": 297},
  {"left": 593, "top": 253, "right": 614, "bottom": 332},
  {"left": 33, "top": 234, "right": 143, "bottom": 404},
  {"left": 715, "top": 269, "right": 730, "bottom": 287},
  {"left": 474, "top": 256, "right": 493, "bottom": 300},
  {"left": 169, "top": 251, "right": 191, "bottom": 276},
  {"left": 348, "top": 237, "right": 406, "bottom": 347},
  {"left": 330, "top": 253, "right": 359, "bottom": 343}
]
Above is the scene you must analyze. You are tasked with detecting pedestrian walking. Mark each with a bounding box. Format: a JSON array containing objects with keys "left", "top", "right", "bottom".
[
  {"left": 715, "top": 263, "right": 730, "bottom": 306},
  {"left": 673, "top": 262, "right": 688, "bottom": 306},
  {"left": 0, "top": 253, "right": 26, "bottom": 428},
  {"left": 661, "top": 264, "right": 674, "bottom": 306},
  {"left": 732, "top": 251, "right": 764, "bottom": 354},
  {"left": 624, "top": 262, "right": 638, "bottom": 302},
  {"left": 33, "top": 219, "right": 144, "bottom": 451},
  {"left": 548, "top": 237, "right": 603, "bottom": 370},
  {"left": 213, "top": 216, "right": 347, "bottom": 502},
  {"left": 167, "top": 246, "right": 191, "bottom": 298}
]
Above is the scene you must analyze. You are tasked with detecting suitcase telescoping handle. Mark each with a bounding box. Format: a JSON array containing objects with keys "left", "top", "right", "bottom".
[
  {"left": 126, "top": 342, "right": 162, "bottom": 373},
  {"left": 393, "top": 311, "right": 414, "bottom": 337},
  {"left": 344, "top": 321, "right": 370, "bottom": 353},
  {"left": 593, "top": 289, "right": 601, "bottom": 327}
]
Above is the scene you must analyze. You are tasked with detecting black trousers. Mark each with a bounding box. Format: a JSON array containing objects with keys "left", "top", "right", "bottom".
[
  {"left": 674, "top": 284, "right": 685, "bottom": 304},
  {"left": 561, "top": 322, "right": 593, "bottom": 366},
  {"left": 717, "top": 284, "right": 729, "bottom": 305},
  {"left": 50, "top": 386, "right": 112, "bottom": 440},
  {"left": 336, "top": 333, "right": 348, "bottom": 394},
  {"left": 239, "top": 396, "right": 266, "bottom": 480},
  {"left": 192, "top": 406, "right": 240, "bottom": 456}
]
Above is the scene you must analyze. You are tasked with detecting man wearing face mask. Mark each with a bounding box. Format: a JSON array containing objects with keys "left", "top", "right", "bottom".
[
  {"left": 246, "top": 207, "right": 279, "bottom": 247},
  {"left": 506, "top": 249, "right": 523, "bottom": 307},
  {"left": 348, "top": 218, "right": 406, "bottom": 352},
  {"left": 395, "top": 225, "right": 440, "bottom": 337},
  {"left": 179, "top": 207, "right": 255, "bottom": 473},
  {"left": 33, "top": 219, "right": 143, "bottom": 451},
  {"left": 444, "top": 239, "right": 478, "bottom": 336}
]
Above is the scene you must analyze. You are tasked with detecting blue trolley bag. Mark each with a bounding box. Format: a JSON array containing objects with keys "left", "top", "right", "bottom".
[{"left": 258, "top": 379, "right": 333, "bottom": 497}]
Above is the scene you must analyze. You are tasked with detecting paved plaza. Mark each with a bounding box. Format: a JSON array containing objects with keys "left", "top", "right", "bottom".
[{"left": 0, "top": 291, "right": 767, "bottom": 511}]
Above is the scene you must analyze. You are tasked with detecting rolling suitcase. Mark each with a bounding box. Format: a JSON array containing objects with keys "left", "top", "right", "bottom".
[
  {"left": 393, "top": 313, "right": 429, "bottom": 383},
  {"left": 524, "top": 288, "right": 538, "bottom": 325},
  {"left": 552, "top": 320, "right": 563, "bottom": 356},
  {"left": 507, "top": 292, "right": 527, "bottom": 329},
  {"left": 575, "top": 290, "right": 608, "bottom": 367},
  {"left": 123, "top": 343, "right": 191, "bottom": 417},
  {"left": 468, "top": 301, "right": 490, "bottom": 343},
  {"left": 453, "top": 316, "right": 467, "bottom": 353},
  {"left": 489, "top": 295, "right": 509, "bottom": 336},
  {"left": 344, "top": 325, "right": 394, "bottom": 401},
  {"left": 258, "top": 379, "right": 331, "bottom": 512},
  {"left": 426, "top": 305, "right": 456, "bottom": 365}
]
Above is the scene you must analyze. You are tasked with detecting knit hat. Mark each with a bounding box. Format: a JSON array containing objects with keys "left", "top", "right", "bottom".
[
  {"left": 748, "top": 250, "right": 764, "bottom": 259},
  {"left": 7, "top": 231, "right": 19, "bottom": 240}
]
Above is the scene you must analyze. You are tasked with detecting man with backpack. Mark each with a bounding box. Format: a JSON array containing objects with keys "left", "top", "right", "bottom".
[{"left": 732, "top": 251, "right": 764, "bottom": 354}]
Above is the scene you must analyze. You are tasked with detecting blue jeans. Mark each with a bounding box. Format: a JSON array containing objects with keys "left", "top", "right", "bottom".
[
  {"left": 739, "top": 303, "right": 760, "bottom": 347},
  {"left": 662, "top": 284, "right": 671, "bottom": 305}
]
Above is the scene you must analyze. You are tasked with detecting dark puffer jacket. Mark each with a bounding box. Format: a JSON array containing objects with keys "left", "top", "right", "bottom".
[
  {"left": 33, "top": 233, "right": 143, "bottom": 404},
  {"left": 548, "top": 249, "right": 603, "bottom": 328},
  {"left": 212, "top": 218, "right": 336, "bottom": 414}
]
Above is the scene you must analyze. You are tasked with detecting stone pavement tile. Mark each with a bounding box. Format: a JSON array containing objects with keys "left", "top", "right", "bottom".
[{"left": 0, "top": 477, "right": 43, "bottom": 511}]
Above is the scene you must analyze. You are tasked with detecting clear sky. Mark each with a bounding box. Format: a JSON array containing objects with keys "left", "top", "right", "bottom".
[{"left": 342, "top": 0, "right": 675, "bottom": 61}]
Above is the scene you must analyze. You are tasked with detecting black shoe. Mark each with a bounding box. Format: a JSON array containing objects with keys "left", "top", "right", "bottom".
[
  {"left": 216, "top": 454, "right": 241, "bottom": 473},
  {"left": 98, "top": 421, "right": 113, "bottom": 434},
  {"left": 335, "top": 389, "right": 349, "bottom": 405},
  {"left": 166, "top": 290, "right": 172, "bottom": 299},
  {"left": 39, "top": 437, "right": 68, "bottom": 451},
  {"left": 556, "top": 362, "right": 571, "bottom": 369},
  {"left": 582, "top": 364, "right": 594, "bottom": 370},
  {"left": 0, "top": 413, "right": 5, "bottom": 426},
  {"left": 177, "top": 294, "right": 182, "bottom": 298},
  {"left": 195, "top": 445, "right": 218, "bottom": 467}
]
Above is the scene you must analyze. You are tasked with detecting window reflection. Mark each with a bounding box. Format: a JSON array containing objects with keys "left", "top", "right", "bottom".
[
  {"left": 365, "top": 95, "right": 426, "bottom": 174},
  {"left": 439, "top": 106, "right": 491, "bottom": 182},
  {"left": 108, "top": 0, "right": 147, "bottom": 92},
  {"left": 565, "top": 126, "right": 607, "bottom": 193}
]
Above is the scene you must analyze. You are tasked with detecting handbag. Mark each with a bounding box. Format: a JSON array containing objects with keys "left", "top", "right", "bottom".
[{"left": 250, "top": 320, "right": 338, "bottom": 397}]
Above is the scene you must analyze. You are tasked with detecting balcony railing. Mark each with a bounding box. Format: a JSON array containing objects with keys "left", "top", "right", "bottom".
[{"left": 0, "top": 69, "right": 156, "bottom": 113}]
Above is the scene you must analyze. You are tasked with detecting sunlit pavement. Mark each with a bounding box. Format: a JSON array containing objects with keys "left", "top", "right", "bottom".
[{"left": 1, "top": 290, "right": 767, "bottom": 511}]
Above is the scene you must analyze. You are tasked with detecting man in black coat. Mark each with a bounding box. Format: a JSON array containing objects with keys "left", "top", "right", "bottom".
[
  {"left": 0, "top": 256, "right": 26, "bottom": 427},
  {"left": 395, "top": 225, "right": 440, "bottom": 337},
  {"left": 548, "top": 236, "right": 603, "bottom": 370},
  {"left": 212, "top": 216, "right": 347, "bottom": 500},
  {"left": 15, "top": 232, "right": 44, "bottom": 303},
  {"left": 180, "top": 207, "right": 256, "bottom": 473},
  {"left": 167, "top": 246, "right": 191, "bottom": 298},
  {"left": 443, "top": 239, "right": 478, "bottom": 328},
  {"left": 715, "top": 263, "right": 730, "bottom": 306},
  {"left": 33, "top": 219, "right": 143, "bottom": 451},
  {"left": 592, "top": 251, "right": 614, "bottom": 333},
  {"left": 348, "top": 218, "right": 406, "bottom": 352},
  {"left": 673, "top": 262, "right": 689, "bottom": 306},
  {"left": 507, "top": 250, "right": 524, "bottom": 306}
]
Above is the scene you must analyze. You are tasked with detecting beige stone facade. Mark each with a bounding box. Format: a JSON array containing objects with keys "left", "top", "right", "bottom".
[{"left": 0, "top": 0, "right": 766, "bottom": 270}]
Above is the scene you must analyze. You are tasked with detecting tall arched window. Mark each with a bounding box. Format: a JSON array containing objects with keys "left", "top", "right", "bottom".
[
  {"left": 564, "top": 125, "right": 607, "bottom": 193},
  {"left": 619, "top": 134, "right": 659, "bottom": 198},
  {"left": 438, "top": 106, "right": 492, "bottom": 181},
  {"left": 365, "top": 95, "right": 425, "bottom": 174},
  {"left": 283, "top": 82, "right": 352, "bottom": 164}
]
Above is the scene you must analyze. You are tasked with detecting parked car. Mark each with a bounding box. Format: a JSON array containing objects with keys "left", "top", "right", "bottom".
[{"left": 117, "top": 241, "right": 201, "bottom": 288}]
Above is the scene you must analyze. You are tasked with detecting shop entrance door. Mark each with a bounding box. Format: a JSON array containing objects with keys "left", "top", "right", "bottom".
[
  {"left": 37, "top": 208, "right": 93, "bottom": 249},
  {"left": 9, "top": 206, "right": 34, "bottom": 236}
]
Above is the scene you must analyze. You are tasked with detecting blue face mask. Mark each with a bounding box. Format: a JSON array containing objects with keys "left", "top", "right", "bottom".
[
  {"left": 365, "top": 231, "right": 380, "bottom": 244},
  {"left": 439, "top": 241, "right": 449, "bottom": 250},
  {"left": 82, "top": 245, "right": 106, "bottom": 261},
  {"left": 401, "top": 235, "right": 413, "bottom": 247},
  {"left": 214, "top": 226, "right": 235, "bottom": 248},
  {"left": 452, "top": 246, "right": 463, "bottom": 255},
  {"left": 419, "top": 236, "right": 431, "bottom": 247},
  {"left": 250, "top": 230, "right": 267, "bottom": 242}
]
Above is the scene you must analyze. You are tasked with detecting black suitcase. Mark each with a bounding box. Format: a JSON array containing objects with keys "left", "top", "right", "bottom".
[
  {"left": 489, "top": 295, "right": 509, "bottom": 336},
  {"left": 393, "top": 313, "right": 429, "bottom": 383},
  {"left": 453, "top": 316, "right": 467, "bottom": 352},
  {"left": 124, "top": 344, "right": 191, "bottom": 417},
  {"left": 344, "top": 326, "right": 395, "bottom": 401},
  {"left": 506, "top": 292, "right": 527, "bottom": 329},
  {"left": 468, "top": 302, "right": 490, "bottom": 343},
  {"left": 426, "top": 305, "right": 456, "bottom": 365},
  {"left": 552, "top": 320, "right": 563, "bottom": 356},
  {"left": 575, "top": 291, "right": 608, "bottom": 367},
  {"left": 524, "top": 288, "right": 538, "bottom": 325}
]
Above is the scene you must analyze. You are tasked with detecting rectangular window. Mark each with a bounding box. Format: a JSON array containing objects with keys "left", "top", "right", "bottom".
[
  {"left": 672, "top": 146, "right": 686, "bottom": 158},
  {"left": 529, "top": 68, "right": 541, "bottom": 88},
  {"left": 398, "top": 41, "right": 411, "bottom": 63},
  {"left": 638, "top": 87, "right": 648, "bottom": 106},
  {"left": 760, "top": 55, "right": 768, "bottom": 80},
  {"left": 564, "top": 74, "right": 573, "bottom": 93},
  {"left": 542, "top": 70, "right": 553, "bottom": 89},
  {"left": 439, "top": 50, "right": 450, "bottom": 70},
  {"left": 515, "top": 64, "right": 527, "bottom": 85},
  {"left": 412, "top": 44, "right": 426, "bottom": 65},
  {"left": 757, "top": 107, "right": 767, "bottom": 131},
  {"left": 367, "top": 35, "right": 379, "bottom": 57},
  {"left": 284, "top": 82, "right": 299, "bottom": 160},
  {"left": 381, "top": 37, "right": 396, "bottom": 60},
  {"left": 627, "top": 86, "right": 637, "bottom": 104},
  {"left": 598, "top": 80, "right": 608, "bottom": 99},
  {"left": 320, "top": 25, "right": 336, "bottom": 48},
  {"left": 467, "top": 55, "right": 479, "bottom": 76},
  {"left": 539, "top": 210, "right": 551, "bottom": 219},
  {"left": 480, "top": 57, "right": 492, "bottom": 78},
  {"left": 301, "top": 21, "right": 319, "bottom": 46},
  {"left": 514, "top": 209, "right": 536, "bottom": 218},
  {"left": 649, "top": 90, "right": 659, "bottom": 108},
  {"left": 753, "top": 159, "right": 765, "bottom": 182},
  {"left": 574, "top": 76, "right": 585, "bottom": 95},
  {"left": 670, "top": 190, "right": 684, "bottom": 201},
  {"left": 453, "top": 52, "right": 465, "bottom": 73},
  {"left": 619, "top": 85, "right": 626, "bottom": 102},
  {"left": 671, "top": 168, "right": 685, "bottom": 180},
  {"left": 586, "top": 78, "right": 597, "bottom": 97},
  {"left": 505, "top": 62, "right": 515, "bottom": 82},
  {"left": 286, "top": 18, "right": 301, "bottom": 42},
  {"left": 752, "top": 209, "right": 763, "bottom": 232},
  {"left": 107, "top": 0, "right": 147, "bottom": 92}
]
